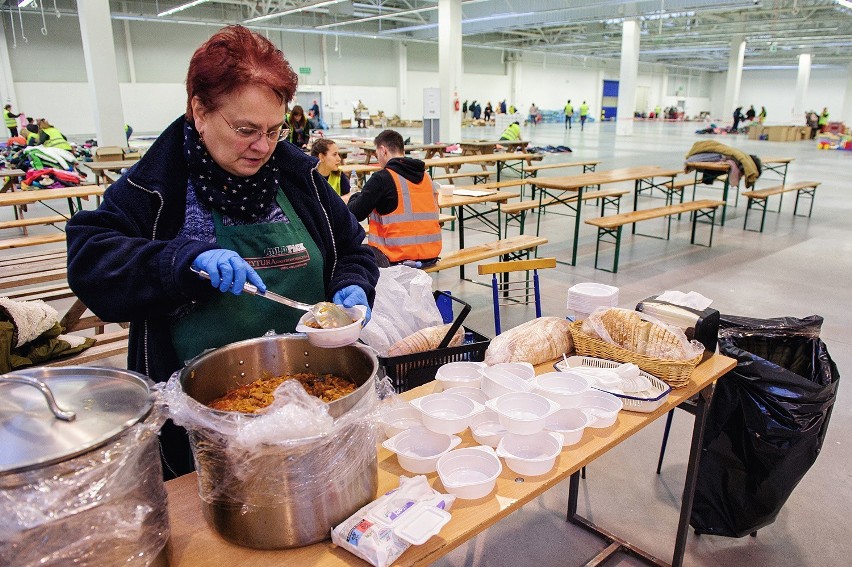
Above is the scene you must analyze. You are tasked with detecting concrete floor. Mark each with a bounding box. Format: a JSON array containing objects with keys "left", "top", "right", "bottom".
[{"left": 9, "top": 120, "right": 850, "bottom": 565}]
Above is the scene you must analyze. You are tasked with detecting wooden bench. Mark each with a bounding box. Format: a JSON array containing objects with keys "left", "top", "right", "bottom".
[
  {"left": 741, "top": 181, "right": 820, "bottom": 232},
  {"left": 432, "top": 170, "right": 496, "bottom": 184},
  {"left": 523, "top": 160, "right": 600, "bottom": 177},
  {"left": 585, "top": 199, "right": 725, "bottom": 273},
  {"left": 424, "top": 235, "right": 548, "bottom": 273},
  {"left": 0, "top": 232, "right": 67, "bottom": 251},
  {"left": 499, "top": 188, "right": 630, "bottom": 235},
  {"left": 0, "top": 214, "right": 67, "bottom": 233}
]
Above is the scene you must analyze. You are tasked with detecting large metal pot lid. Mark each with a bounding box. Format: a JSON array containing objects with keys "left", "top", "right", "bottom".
[{"left": 0, "top": 367, "right": 153, "bottom": 474}]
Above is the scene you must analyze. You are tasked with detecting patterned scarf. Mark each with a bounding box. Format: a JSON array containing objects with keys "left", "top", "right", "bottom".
[{"left": 183, "top": 120, "right": 281, "bottom": 221}]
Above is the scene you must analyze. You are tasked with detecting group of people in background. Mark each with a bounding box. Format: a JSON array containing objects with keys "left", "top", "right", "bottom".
[
  {"left": 563, "top": 100, "right": 590, "bottom": 130},
  {"left": 4, "top": 104, "right": 73, "bottom": 150},
  {"left": 731, "top": 105, "right": 767, "bottom": 131}
]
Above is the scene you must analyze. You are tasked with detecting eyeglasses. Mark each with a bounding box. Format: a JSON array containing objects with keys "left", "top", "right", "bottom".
[{"left": 218, "top": 112, "right": 290, "bottom": 143}]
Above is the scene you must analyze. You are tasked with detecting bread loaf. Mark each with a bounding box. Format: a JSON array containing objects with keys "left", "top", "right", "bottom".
[
  {"left": 584, "top": 307, "right": 698, "bottom": 360},
  {"left": 387, "top": 324, "right": 464, "bottom": 356},
  {"left": 484, "top": 317, "right": 573, "bottom": 366}
]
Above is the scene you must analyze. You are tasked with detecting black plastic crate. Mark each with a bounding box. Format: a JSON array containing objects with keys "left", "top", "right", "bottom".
[
  {"left": 378, "top": 327, "right": 490, "bottom": 392},
  {"left": 377, "top": 290, "right": 491, "bottom": 392}
]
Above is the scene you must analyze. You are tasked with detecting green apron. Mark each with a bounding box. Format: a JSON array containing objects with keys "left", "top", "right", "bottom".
[{"left": 171, "top": 191, "right": 325, "bottom": 362}]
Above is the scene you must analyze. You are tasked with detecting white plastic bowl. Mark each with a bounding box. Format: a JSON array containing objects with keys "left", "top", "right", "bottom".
[
  {"left": 480, "top": 367, "right": 533, "bottom": 399},
  {"left": 545, "top": 408, "right": 595, "bottom": 446},
  {"left": 581, "top": 390, "right": 623, "bottom": 428},
  {"left": 533, "top": 372, "right": 592, "bottom": 409},
  {"left": 434, "top": 361, "right": 486, "bottom": 391},
  {"left": 490, "top": 362, "right": 535, "bottom": 382},
  {"left": 485, "top": 391, "right": 561, "bottom": 435},
  {"left": 496, "top": 431, "right": 563, "bottom": 476},
  {"left": 295, "top": 305, "right": 366, "bottom": 348},
  {"left": 443, "top": 386, "right": 490, "bottom": 405},
  {"left": 382, "top": 428, "right": 462, "bottom": 474},
  {"left": 379, "top": 405, "right": 424, "bottom": 439},
  {"left": 409, "top": 392, "right": 484, "bottom": 434},
  {"left": 469, "top": 409, "right": 507, "bottom": 448},
  {"left": 436, "top": 446, "right": 502, "bottom": 499}
]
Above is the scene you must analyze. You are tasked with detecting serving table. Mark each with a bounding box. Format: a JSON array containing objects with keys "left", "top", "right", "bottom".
[{"left": 164, "top": 353, "right": 735, "bottom": 567}]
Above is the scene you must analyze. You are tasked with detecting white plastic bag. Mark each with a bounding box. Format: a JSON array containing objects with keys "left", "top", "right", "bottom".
[{"left": 360, "top": 266, "right": 444, "bottom": 356}]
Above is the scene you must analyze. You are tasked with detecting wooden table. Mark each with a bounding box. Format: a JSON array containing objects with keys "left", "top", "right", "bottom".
[
  {"left": 356, "top": 143, "right": 448, "bottom": 164},
  {"left": 760, "top": 156, "right": 794, "bottom": 186},
  {"left": 83, "top": 159, "right": 139, "bottom": 186},
  {"left": 438, "top": 189, "right": 520, "bottom": 279},
  {"left": 0, "top": 184, "right": 107, "bottom": 218},
  {"left": 424, "top": 152, "right": 541, "bottom": 181},
  {"left": 163, "top": 353, "right": 736, "bottom": 567},
  {"left": 458, "top": 139, "right": 529, "bottom": 155},
  {"left": 529, "top": 166, "right": 682, "bottom": 265},
  {"left": 683, "top": 161, "right": 733, "bottom": 225},
  {"left": 0, "top": 168, "right": 26, "bottom": 193}
]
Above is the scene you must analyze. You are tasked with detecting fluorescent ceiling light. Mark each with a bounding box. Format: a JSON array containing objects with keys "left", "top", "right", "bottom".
[
  {"left": 382, "top": 11, "right": 536, "bottom": 35},
  {"left": 837, "top": 0, "right": 852, "bottom": 9},
  {"left": 158, "top": 0, "right": 208, "bottom": 18},
  {"left": 18, "top": 0, "right": 36, "bottom": 7},
  {"left": 244, "top": 0, "right": 349, "bottom": 24},
  {"left": 317, "top": 5, "right": 436, "bottom": 29}
]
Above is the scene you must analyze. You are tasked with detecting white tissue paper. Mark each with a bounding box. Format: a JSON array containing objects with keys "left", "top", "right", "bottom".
[{"left": 656, "top": 290, "right": 713, "bottom": 311}]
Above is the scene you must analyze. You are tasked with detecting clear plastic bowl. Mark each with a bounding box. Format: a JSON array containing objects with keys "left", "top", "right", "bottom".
[
  {"left": 533, "top": 371, "right": 592, "bottom": 409},
  {"left": 480, "top": 367, "right": 533, "bottom": 399},
  {"left": 379, "top": 405, "right": 424, "bottom": 439},
  {"left": 581, "top": 390, "right": 624, "bottom": 428},
  {"left": 436, "top": 446, "right": 502, "bottom": 500},
  {"left": 469, "top": 409, "right": 507, "bottom": 448},
  {"left": 295, "top": 305, "right": 366, "bottom": 348},
  {"left": 409, "top": 392, "right": 484, "bottom": 435},
  {"left": 382, "top": 428, "right": 462, "bottom": 474},
  {"left": 545, "top": 408, "right": 595, "bottom": 446},
  {"left": 485, "top": 391, "right": 561, "bottom": 435},
  {"left": 435, "top": 361, "right": 486, "bottom": 391},
  {"left": 496, "top": 431, "right": 563, "bottom": 476}
]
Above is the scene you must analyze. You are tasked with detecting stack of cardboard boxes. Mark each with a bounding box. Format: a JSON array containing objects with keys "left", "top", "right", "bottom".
[{"left": 748, "top": 125, "right": 811, "bottom": 142}]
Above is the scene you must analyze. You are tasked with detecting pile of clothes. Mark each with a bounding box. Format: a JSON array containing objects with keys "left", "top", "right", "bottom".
[
  {"left": 528, "top": 145, "right": 573, "bottom": 153},
  {"left": 22, "top": 167, "right": 83, "bottom": 189},
  {"left": 685, "top": 140, "right": 762, "bottom": 188}
]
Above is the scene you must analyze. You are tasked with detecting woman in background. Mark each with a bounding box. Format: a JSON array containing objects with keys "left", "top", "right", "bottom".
[
  {"left": 311, "top": 138, "right": 350, "bottom": 196},
  {"left": 286, "top": 105, "right": 311, "bottom": 148}
]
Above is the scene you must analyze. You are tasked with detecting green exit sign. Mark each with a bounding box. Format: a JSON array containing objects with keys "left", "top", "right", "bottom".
[{"left": 299, "top": 67, "right": 311, "bottom": 74}]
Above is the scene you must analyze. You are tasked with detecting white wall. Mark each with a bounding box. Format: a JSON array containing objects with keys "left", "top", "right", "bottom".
[{"left": 739, "top": 68, "right": 849, "bottom": 125}]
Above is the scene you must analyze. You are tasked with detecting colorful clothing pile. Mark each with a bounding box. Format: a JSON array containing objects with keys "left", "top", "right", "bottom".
[{"left": 22, "top": 167, "right": 83, "bottom": 189}]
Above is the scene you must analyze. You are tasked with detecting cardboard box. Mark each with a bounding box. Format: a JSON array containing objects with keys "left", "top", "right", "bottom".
[
  {"left": 123, "top": 148, "right": 141, "bottom": 160},
  {"left": 94, "top": 146, "right": 124, "bottom": 161},
  {"left": 748, "top": 125, "right": 765, "bottom": 140}
]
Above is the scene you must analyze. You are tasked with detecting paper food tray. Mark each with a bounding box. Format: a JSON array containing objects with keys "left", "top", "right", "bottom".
[{"left": 553, "top": 356, "right": 671, "bottom": 413}]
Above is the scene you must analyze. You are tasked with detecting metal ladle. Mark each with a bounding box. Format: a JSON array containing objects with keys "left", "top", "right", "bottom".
[{"left": 191, "top": 268, "right": 353, "bottom": 328}]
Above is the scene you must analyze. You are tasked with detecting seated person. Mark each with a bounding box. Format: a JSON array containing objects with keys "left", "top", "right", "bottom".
[
  {"left": 346, "top": 129, "right": 441, "bottom": 267},
  {"left": 310, "top": 138, "right": 349, "bottom": 196},
  {"left": 38, "top": 119, "right": 73, "bottom": 151},
  {"left": 499, "top": 121, "right": 521, "bottom": 141}
]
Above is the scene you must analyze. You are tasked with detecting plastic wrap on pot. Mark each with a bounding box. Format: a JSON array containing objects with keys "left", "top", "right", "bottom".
[{"left": 0, "top": 396, "right": 168, "bottom": 567}]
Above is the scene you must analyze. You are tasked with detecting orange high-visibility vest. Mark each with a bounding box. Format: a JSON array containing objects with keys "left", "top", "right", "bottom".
[{"left": 368, "top": 169, "right": 441, "bottom": 263}]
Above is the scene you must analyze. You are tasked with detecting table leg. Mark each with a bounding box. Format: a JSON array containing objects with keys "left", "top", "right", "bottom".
[
  {"left": 720, "top": 177, "right": 729, "bottom": 226},
  {"left": 458, "top": 205, "right": 466, "bottom": 280},
  {"left": 571, "top": 187, "right": 583, "bottom": 266}
]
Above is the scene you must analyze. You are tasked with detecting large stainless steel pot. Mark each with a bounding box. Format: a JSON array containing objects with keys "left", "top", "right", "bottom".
[
  {"left": 0, "top": 367, "right": 168, "bottom": 567},
  {"left": 176, "top": 335, "right": 379, "bottom": 549}
]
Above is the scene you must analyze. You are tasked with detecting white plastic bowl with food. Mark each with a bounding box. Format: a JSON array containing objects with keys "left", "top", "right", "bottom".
[
  {"left": 436, "top": 446, "right": 502, "bottom": 499},
  {"left": 295, "top": 305, "right": 366, "bottom": 348},
  {"left": 382, "top": 428, "right": 462, "bottom": 474},
  {"left": 496, "top": 431, "right": 564, "bottom": 476},
  {"left": 409, "top": 392, "right": 484, "bottom": 435},
  {"left": 434, "top": 361, "right": 486, "bottom": 391}
]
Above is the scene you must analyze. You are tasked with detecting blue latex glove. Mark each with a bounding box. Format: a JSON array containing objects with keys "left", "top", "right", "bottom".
[
  {"left": 332, "top": 285, "right": 371, "bottom": 324},
  {"left": 192, "top": 249, "right": 266, "bottom": 295}
]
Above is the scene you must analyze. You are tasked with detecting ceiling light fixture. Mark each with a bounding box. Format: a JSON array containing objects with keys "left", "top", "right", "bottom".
[
  {"left": 17, "top": 0, "right": 36, "bottom": 7},
  {"left": 837, "top": 0, "right": 852, "bottom": 8},
  {"left": 244, "top": 0, "right": 349, "bottom": 24},
  {"left": 158, "top": 0, "right": 208, "bottom": 18},
  {"left": 316, "top": 5, "right": 436, "bottom": 29}
]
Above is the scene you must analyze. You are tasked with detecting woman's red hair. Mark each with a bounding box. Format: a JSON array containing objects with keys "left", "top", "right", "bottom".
[{"left": 185, "top": 25, "right": 298, "bottom": 120}]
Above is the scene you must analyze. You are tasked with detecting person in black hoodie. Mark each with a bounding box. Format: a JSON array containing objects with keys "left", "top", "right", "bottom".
[
  {"left": 346, "top": 129, "right": 441, "bottom": 267},
  {"left": 66, "top": 26, "right": 378, "bottom": 479}
]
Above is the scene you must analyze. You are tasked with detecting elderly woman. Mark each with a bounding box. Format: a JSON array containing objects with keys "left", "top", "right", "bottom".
[
  {"left": 285, "top": 105, "right": 311, "bottom": 148},
  {"left": 66, "top": 25, "right": 378, "bottom": 478},
  {"left": 310, "top": 138, "right": 349, "bottom": 196}
]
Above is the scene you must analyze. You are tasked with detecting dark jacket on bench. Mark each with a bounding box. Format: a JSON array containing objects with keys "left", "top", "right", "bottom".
[{"left": 67, "top": 116, "right": 378, "bottom": 386}]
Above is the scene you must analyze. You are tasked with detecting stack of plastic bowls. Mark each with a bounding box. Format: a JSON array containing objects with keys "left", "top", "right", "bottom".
[{"left": 567, "top": 283, "right": 619, "bottom": 321}]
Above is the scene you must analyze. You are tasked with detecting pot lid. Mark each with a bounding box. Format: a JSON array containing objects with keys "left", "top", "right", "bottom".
[{"left": 0, "top": 367, "right": 153, "bottom": 474}]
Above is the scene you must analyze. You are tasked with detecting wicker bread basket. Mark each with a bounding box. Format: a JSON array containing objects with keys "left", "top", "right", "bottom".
[{"left": 568, "top": 320, "right": 700, "bottom": 388}]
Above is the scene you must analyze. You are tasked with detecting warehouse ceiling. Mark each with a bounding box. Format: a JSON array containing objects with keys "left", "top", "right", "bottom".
[{"left": 7, "top": 0, "right": 852, "bottom": 71}]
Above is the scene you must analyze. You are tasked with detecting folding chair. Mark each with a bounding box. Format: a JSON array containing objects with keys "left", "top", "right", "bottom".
[{"left": 477, "top": 257, "right": 556, "bottom": 335}]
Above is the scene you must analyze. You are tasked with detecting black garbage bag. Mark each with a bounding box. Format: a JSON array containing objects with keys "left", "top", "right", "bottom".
[{"left": 690, "top": 315, "right": 840, "bottom": 537}]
